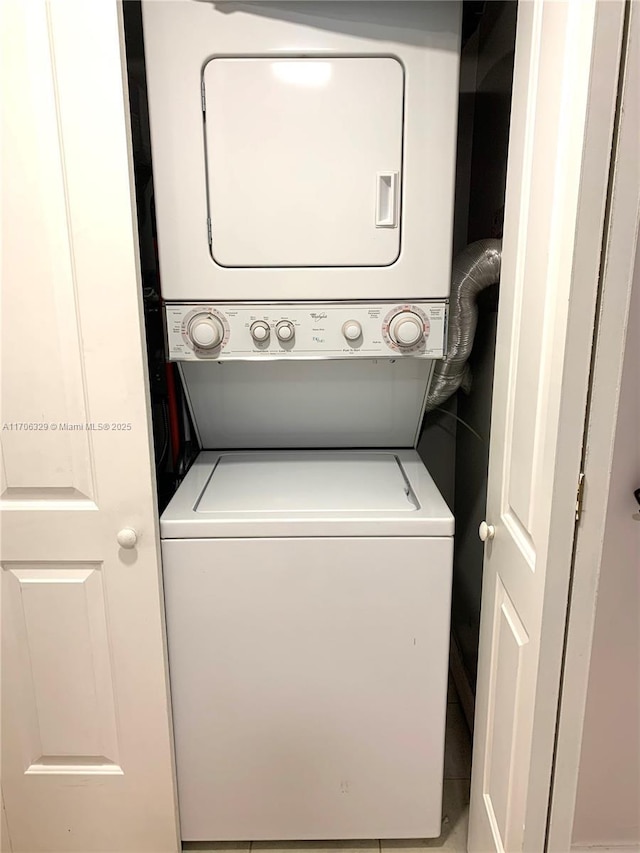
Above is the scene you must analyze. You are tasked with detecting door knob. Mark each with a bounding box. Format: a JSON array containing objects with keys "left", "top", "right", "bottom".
[
  {"left": 633, "top": 488, "right": 640, "bottom": 521},
  {"left": 479, "top": 521, "right": 495, "bottom": 542},
  {"left": 117, "top": 527, "right": 138, "bottom": 549}
]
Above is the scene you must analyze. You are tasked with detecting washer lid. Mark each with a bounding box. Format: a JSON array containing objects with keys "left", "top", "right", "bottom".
[
  {"left": 197, "top": 452, "right": 417, "bottom": 514},
  {"left": 161, "top": 450, "right": 454, "bottom": 538}
]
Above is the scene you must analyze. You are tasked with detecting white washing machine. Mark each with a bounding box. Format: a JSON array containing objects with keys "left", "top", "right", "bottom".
[
  {"left": 161, "top": 449, "right": 454, "bottom": 841},
  {"left": 156, "top": 226, "right": 455, "bottom": 845}
]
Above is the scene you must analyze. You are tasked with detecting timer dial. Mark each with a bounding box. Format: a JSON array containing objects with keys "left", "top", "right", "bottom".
[
  {"left": 250, "top": 321, "right": 270, "bottom": 343},
  {"left": 275, "top": 321, "right": 295, "bottom": 343},
  {"left": 188, "top": 313, "right": 224, "bottom": 349},
  {"left": 389, "top": 311, "right": 425, "bottom": 348}
]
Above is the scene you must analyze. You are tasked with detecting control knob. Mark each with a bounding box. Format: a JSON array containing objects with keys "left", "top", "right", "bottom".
[
  {"left": 250, "top": 321, "right": 270, "bottom": 343},
  {"left": 342, "top": 320, "right": 362, "bottom": 342},
  {"left": 275, "top": 321, "right": 295, "bottom": 343},
  {"left": 388, "top": 311, "right": 425, "bottom": 348},
  {"left": 188, "top": 313, "right": 224, "bottom": 349}
]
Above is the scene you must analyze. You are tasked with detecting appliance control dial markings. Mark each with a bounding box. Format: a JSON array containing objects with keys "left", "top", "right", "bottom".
[
  {"left": 275, "top": 320, "right": 295, "bottom": 342},
  {"left": 250, "top": 320, "right": 271, "bottom": 343},
  {"left": 382, "top": 305, "right": 431, "bottom": 352},
  {"left": 181, "top": 308, "right": 230, "bottom": 354},
  {"left": 167, "top": 303, "right": 446, "bottom": 360}
]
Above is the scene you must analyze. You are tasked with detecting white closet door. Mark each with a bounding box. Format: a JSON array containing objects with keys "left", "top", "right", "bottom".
[
  {"left": 0, "top": 2, "right": 178, "bottom": 851},
  {"left": 468, "top": 1, "right": 626, "bottom": 851},
  {"left": 204, "top": 57, "right": 403, "bottom": 268}
]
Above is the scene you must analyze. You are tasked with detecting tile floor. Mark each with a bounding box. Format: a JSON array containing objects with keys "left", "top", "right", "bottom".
[{"left": 183, "top": 672, "right": 472, "bottom": 853}]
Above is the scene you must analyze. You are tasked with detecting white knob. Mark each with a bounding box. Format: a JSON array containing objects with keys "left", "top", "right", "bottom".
[
  {"left": 342, "top": 320, "right": 362, "bottom": 342},
  {"left": 188, "top": 314, "right": 224, "bottom": 349},
  {"left": 389, "top": 311, "right": 424, "bottom": 347},
  {"left": 276, "top": 321, "right": 295, "bottom": 342},
  {"left": 117, "top": 527, "right": 138, "bottom": 549},
  {"left": 479, "top": 521, "right": 495, "bottom": 542},
  {"left": 250, "top": 321, "right": 270, "bottom": 342}
]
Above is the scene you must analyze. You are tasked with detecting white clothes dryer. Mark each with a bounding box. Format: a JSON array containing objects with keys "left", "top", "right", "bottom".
[
  {"left": 161, "top": 449, "right": 454, "bottom": 841},
  {"left": 141, "top": 1, "right": 461, "bottom": 303}
]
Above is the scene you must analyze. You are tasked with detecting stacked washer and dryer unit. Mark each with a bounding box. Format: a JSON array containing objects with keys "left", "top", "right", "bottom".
[{"left": 142, "top": 1, "right": 461, "bottom": 843}]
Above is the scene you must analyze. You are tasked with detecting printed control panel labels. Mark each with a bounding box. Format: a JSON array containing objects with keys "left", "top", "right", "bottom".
[{"left": 165, "top": 303, "right": 448, "bottom": 361}]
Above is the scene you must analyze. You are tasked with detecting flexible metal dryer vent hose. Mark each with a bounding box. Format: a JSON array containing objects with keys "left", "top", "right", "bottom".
[{"left": 425, "top": 238, "right": 502, "bottom": 412}]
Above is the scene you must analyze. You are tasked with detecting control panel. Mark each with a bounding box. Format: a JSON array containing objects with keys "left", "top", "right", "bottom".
[{"left": 165, "top": 302, "right": 447, "bottom": 361}]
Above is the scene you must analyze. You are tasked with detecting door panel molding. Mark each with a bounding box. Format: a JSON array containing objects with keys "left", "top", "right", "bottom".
[{"left": 3, "top": 563, "right": 120, "bottom": 771}]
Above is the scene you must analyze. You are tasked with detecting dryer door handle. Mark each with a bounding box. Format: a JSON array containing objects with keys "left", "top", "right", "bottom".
[{"left": 375, "top": 171, "right": 399, "bottom": 228}]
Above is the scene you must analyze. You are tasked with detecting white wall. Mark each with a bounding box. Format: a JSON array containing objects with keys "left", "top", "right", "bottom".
[{"left": 571, "top": 247, "right": 640, "bottom": 848}]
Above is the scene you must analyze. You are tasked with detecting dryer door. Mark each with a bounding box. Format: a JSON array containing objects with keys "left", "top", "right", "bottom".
[{"left": 204, "top": 57, "right": 403, "bottom": 269}]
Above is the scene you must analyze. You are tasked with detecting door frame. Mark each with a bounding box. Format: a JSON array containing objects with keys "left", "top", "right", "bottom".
[{"left": 547, "top": 0, "right": 640, "bottom": 847}]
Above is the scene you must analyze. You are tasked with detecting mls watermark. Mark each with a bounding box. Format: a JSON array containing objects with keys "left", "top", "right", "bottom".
[{"left": 2, "top": 422, "right": 133, "bottom": 432}]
